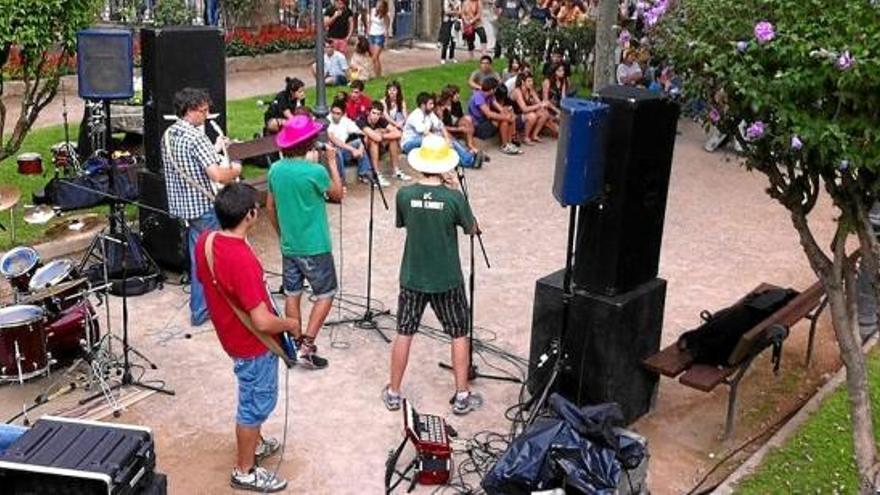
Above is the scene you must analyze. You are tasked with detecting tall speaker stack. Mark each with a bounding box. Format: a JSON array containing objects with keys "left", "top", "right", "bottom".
[
  {"left": 138, "top": 26, "right": 226, "bottom": 271},
  {"left": 529, "top": 86, "right": 679, "bottom": 424}
]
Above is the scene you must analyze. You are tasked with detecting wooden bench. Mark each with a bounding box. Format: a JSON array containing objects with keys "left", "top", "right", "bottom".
[{"left": 643, "top": 281, "right": 827, "bottom": 439}]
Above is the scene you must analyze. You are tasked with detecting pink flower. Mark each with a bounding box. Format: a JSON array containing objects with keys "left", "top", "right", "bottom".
[
  {"left": 790, "top": 135, "right": 802, "bottom": 150},
  {"left": 618, "top": 29, "right": 632, "bottom": 47},
  {"left": 708, "top": 107, "right": 721, "bottom": 123},
  {"left": 754, "top": 21, "right": 775, "bottom": 44},
  {"left": 745, "top": 121, "right": 765, "bottom": 141},
  {"left": 836, "top": 50, "right": 854, "bottom": 70}
]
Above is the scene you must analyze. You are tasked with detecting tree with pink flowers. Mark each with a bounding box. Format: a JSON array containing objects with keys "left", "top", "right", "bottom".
[{"left": 651, "top": 0, "right": 880, "bottom": 491}]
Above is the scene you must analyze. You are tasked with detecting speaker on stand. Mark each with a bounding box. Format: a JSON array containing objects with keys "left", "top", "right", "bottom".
[{"left": 528, "top": 87, "right": 679, "bottom": 423}]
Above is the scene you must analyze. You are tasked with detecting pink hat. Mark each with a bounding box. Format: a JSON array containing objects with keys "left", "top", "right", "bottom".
[{"left": 275, "top": 115, "right": 324, "bottom": 149}]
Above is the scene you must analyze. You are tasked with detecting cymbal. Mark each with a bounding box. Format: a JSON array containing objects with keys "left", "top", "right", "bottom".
[
  {"left": 23, "top": 205, "right": 56, "bottom": 225},
  {"left": 44, "top": 214, "right": 103, "bottom": 240},
  {"left": 0, "top": 185, "right": 21, "bottom": 211},
  {"left": 19, "top": 278, "right": 88, "bottom": 304}
]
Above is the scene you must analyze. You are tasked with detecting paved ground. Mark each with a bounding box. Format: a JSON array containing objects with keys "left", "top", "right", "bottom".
[{"left": 0, "top": 46, "right": 845, "bottom": 494}]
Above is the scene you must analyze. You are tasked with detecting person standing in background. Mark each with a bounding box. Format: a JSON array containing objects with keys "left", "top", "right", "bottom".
[
  {"left": 461, "top": 0, "right": 488, "bottom": 57},
  {"left": 325, "top": 0, "right": 355, "bottom": 54},
  {"left": 439, "top": 0, "right": 462, "bottom": 64},
  {"left": 367, "top": 0, "right": 391, "bottom": 77}
]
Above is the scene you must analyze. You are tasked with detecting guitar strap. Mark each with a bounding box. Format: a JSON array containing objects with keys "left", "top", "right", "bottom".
[{"left": 204, "top": 232, "right": 294, "bottom": 367}]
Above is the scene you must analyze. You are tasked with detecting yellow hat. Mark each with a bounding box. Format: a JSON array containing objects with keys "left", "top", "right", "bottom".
[{"left": 406, "top": 135, "right": 459, "bottom": 174}]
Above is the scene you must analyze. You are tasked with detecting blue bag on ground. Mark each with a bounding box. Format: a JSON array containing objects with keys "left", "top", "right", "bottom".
[{"left": 482, "top": 394, "right": 645, "bottom": 494}]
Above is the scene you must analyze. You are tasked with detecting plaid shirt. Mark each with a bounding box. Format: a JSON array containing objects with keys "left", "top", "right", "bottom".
[{"left": 161, "top": 119, "right": 220, "bottom": 220}]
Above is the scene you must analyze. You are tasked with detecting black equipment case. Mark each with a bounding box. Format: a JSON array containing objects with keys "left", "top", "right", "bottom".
[{"left": 0, "top": 416, "right": 156, "bottom": 494}]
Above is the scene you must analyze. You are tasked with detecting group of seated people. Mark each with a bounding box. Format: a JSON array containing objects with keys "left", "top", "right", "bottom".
[
  {"left": 307, "top": 38, "right": 379, "bottom": 88},
  {"left": 529, "top": 0, "right": 594, "bottom": 27},
  {"left": 262, "top": 52, "right": 580, "bottom": 185}
]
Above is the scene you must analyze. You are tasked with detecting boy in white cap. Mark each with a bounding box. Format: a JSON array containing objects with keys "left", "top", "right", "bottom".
[{"left": 383, "top": 135, "right": 483, "bottom": 415}]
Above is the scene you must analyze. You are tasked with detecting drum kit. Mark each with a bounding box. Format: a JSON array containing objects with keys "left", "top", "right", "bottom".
[{"left": 0, "top": 246, "right": 103, "bottom": 386}]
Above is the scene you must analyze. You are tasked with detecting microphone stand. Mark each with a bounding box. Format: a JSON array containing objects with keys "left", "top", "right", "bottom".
[
  {"left": 325, "top": 153, "right": 391, "bottom": 342},
  {"left": 438, "top": 166, "right": 520, "bottom": 383}
]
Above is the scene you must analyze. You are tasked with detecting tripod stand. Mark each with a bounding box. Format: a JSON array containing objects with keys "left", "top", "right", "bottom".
[
  {"left": 438, "top": 166, "right": 520, "bottom": 384},
  {"left": 326, "top": 160, "right": 391, "bottom": 342},
  {"left": 77, "top": 100, "right": 174, "bottom": 406},
  {"left": 524, "top": 205, "right": 579, "bottom": 427}
]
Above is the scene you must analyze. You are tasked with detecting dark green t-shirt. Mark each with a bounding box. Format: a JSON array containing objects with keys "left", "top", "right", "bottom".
[
  {"left": 396, "top": 183, "right": 475, "bottom": 293},
  {"left": 267, "top": 158, "right": 332, "bottom": 257}
]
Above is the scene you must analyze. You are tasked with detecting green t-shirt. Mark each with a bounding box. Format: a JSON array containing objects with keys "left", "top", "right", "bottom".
[
  {"left": 396, "top": 183, "right": 475, "bottom": 293},
  {"left": 267, "top": 158, "right": 332, "bottom": 257}
]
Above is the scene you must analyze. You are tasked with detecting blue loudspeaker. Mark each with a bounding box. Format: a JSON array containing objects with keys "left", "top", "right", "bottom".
[
  {"left": 76, "top": 29, "right": 134, "bottom": 100},
  {"left": 552, "top": 98, "right": 610, "bottom": 206}
]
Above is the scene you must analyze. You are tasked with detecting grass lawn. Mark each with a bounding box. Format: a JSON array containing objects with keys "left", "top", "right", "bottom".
[
  {"left": 0, "top": 57, "right": 575, "bottom": 250},
  {"left": 735, "top": 349, "right": 880, "bottom": 493}
]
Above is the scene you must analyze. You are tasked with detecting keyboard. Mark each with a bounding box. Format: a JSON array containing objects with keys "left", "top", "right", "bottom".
[{"left": 401, "top": 399, "right": 451, "bottom": 485}]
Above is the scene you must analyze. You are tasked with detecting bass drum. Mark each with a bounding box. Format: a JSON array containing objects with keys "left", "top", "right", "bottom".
[
  {"left": 0, "top": 305, "right": 48, "bottom": 382},
  {"left": 45, "top": 300, "right": 100, "bottom": 365}
]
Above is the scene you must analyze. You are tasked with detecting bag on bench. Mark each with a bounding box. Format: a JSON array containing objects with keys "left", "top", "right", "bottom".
[{"left": 677, "top": 288, "right": 799, "bottom": 366}]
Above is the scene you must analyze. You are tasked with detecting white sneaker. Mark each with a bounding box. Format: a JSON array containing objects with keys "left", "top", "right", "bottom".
[
  {"left": 450, "top": 58, "right": 459, "bottom": 64},
  {"left": 230, "top": 466, "right": 287, "bottom": 492},
  {"left": 394, "top": 169, "right": 412, "bottom": 181},
  {"left": 441, "top": 59, "right": 447, "bottom": 65}
]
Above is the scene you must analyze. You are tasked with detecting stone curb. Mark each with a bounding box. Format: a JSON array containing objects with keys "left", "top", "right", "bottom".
[{"left": 714, "top": 336, "right": 878, "bottom": 493}]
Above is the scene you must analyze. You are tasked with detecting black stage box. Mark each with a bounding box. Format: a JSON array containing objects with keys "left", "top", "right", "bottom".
[
  {"left": 0, "top": 416, "right": 155, "bottom": 494},
  {"left": 138, "top": 169, "right": 189, "bottom": 273},
  {"left": 573, "top": 85, "right": 679, "bottom": 296},
  {"left": 528, "top": 269, "right": 666, "bottom": 423}
]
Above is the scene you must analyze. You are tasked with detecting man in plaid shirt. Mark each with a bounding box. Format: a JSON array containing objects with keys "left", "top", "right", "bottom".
[{"left": 162, "top": 87, "right": 242, "bottom": 326}]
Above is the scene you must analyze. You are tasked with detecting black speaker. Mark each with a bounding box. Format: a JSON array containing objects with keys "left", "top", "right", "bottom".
[
  {"left": 528, "top": 269, "right": 665, "bottom": 424},
  {"left": 138, "top": 170, "right": 189, "bottom": 272},
  {"left": 573, "top": 86, "right": 679, "bottom": 296},
  {"left": 141, "top": 26, "right": 226, "bottom": 173},
  {"left": 552, "top": 99, "right": 609, "bottom": 206},
  {"left": 76, "top": 29, "right": 134, "bottom": 100}
]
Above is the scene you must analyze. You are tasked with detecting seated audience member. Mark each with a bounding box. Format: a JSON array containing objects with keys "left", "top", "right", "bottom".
[
  {"left": 311, "top": 40, "right": 349, "bottom": 86},
  {"left": 357, "top": 101, "right": 409, "bottom": 181},
  {"left": 468, "top": 77, "right": 520, "bottom": 155},
  {"left": 542, "top": 47, "right": 571, "bottom": 79},
  {"left": 438, "top": 85, "right": 480, "bottom": 154},
  {"left": 382, "top": 81, "right": 408, "bottom": 130},
  {"left": 264, "top": 77, "right": 307, "bottom": 134},
  {"left": 542, "top": 63, "right": 568, "bottom": 118},
  {"left": 617, "top": 48, "right": 643, "bottom": 86},
  {"left": 511, "top": 72, "right": 553, "bottom": 144},
  {"left": 348, "top": 36, "right": 375, "bottom": 81},
  {"left": 501, "top": 56, "right": 523, "bottom": 92},
  {"left": 468, "top": 55, "right": 501, "bottom": 91},
  {"left": 403, "top": 92, "right": 480, "bottom": 168},
  {"left": 345, "top": 80, "right": 373, "bottom": 121},
  {"left": 327, "top": 100, "right": 383, "bottom": 185}
]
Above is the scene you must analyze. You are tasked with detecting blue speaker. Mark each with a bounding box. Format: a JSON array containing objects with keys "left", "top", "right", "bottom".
[
  {"left": 552, "top": 98, "right": 609, "bottom": 206},
  {"left": 76, "top": 29, "right": 134, "bottom": 100}
]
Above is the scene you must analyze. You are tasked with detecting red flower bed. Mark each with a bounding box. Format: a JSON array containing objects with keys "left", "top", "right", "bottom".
[{"left": 225, "top": 25, "right": 316, "bottom": 57}]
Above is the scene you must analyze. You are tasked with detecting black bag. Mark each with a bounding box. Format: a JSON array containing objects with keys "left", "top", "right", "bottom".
[
  {"left": 677, "top": 288, "right": 799, "bottom": 365},
  {"left": 42, "top": 173, "right": 110, "bottom": 210}
]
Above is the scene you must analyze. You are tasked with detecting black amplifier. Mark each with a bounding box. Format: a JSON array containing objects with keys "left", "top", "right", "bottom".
[{"left": 0, "top": 416, "right": 156, "bottom": 494}]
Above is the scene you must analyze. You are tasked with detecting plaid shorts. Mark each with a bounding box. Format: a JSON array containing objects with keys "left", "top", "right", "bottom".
[{"left": 397, "top": 285, "right": 469, "bottom": 338}]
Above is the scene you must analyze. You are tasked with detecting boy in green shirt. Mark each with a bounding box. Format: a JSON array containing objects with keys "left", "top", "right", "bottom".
[
  {"left": 267, "top": 115, "right": 345, "bottom": 369},
  {"left": 383, "top": 135, "right": 483, "bottom": 415}
]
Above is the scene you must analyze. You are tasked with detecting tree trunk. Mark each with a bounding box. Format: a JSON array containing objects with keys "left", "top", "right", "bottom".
[
  {"left": 592, "top": 0, "right": 617, "bottom": 91},
  {"left": 791, "top": 211, "right": 878, "bottom": 493}
]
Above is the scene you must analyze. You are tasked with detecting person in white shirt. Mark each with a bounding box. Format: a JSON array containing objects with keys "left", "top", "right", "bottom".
[
  {"left": 311, "top": 40, "right": 350, "bottom": 86},
  {"left": 367, "top": 0, "right": 391, "bottom": 77},
  {"left": 402, "top": 92, "right": 479, "bottom": 168},
  {"left": 327, "top": 100, "right": 387, "bottom": 185},
  {"left": 616, "top": 49, "right": 643, "bottom": 86}
]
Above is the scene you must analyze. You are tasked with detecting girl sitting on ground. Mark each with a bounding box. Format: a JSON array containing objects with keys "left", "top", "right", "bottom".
[
  {"left": 438, "top": 85, "right": 481, "bottom": 155},
  {"left": 382, "top": 80, "right": 408, "bottom": 131},
  {"left": 348, "top": 36, "right": 375, "bottom": 81},
  {"left": 511, "top": 72, "right": 555, "bottom": 143}
]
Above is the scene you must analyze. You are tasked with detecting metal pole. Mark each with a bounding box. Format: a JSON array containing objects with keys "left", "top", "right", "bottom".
[{"left": 314, "top": 0, "right": 328, "bottom": 122}]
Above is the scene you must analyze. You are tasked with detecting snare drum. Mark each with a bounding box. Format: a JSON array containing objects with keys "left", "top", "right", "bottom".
[
  {"left": 16, "top": 152, "right": 43, "bottom": 175},
  {"left": 45, "top": 300, "right": 99, "bottom": 364},
  {"left": 0, "top": 246, "right": 41, "bottom": 294},
  {"left": 29, "top": 259, "right": 78, "bottom": 292},
  {"left": 0, "top": 305, "right": 48, "bottom": 382}
]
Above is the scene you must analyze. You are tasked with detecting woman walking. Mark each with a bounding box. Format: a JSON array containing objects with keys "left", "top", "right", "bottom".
[{"left": 367, "top": 0, "right": 391, "bottom": 77}]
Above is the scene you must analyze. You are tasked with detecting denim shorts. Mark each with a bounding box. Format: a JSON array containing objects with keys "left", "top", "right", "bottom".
[
  {"left": 369, "top": 34, "right": 386, "bottom": 47},
  {"left": 283, "top": 252, "right": 338, "bottom": 299},
  {"left": 234, "top": 352, "right": 278, "bottom": 427}
]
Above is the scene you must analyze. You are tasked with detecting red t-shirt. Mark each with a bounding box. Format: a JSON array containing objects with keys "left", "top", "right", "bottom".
[
  {"left": 345, "top": 94, "right": 373, "bottom": 121},
  {"left": 195, "top": 232, "right": 271, "bottom": 358}
]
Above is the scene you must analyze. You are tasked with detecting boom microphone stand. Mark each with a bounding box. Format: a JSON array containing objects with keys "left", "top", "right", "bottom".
[
  {"left": 438, "top": 166, "right": 520, "bottom": 383},
  {"left": 325, "top": 156, "right": 391, "bottom": 342}
]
